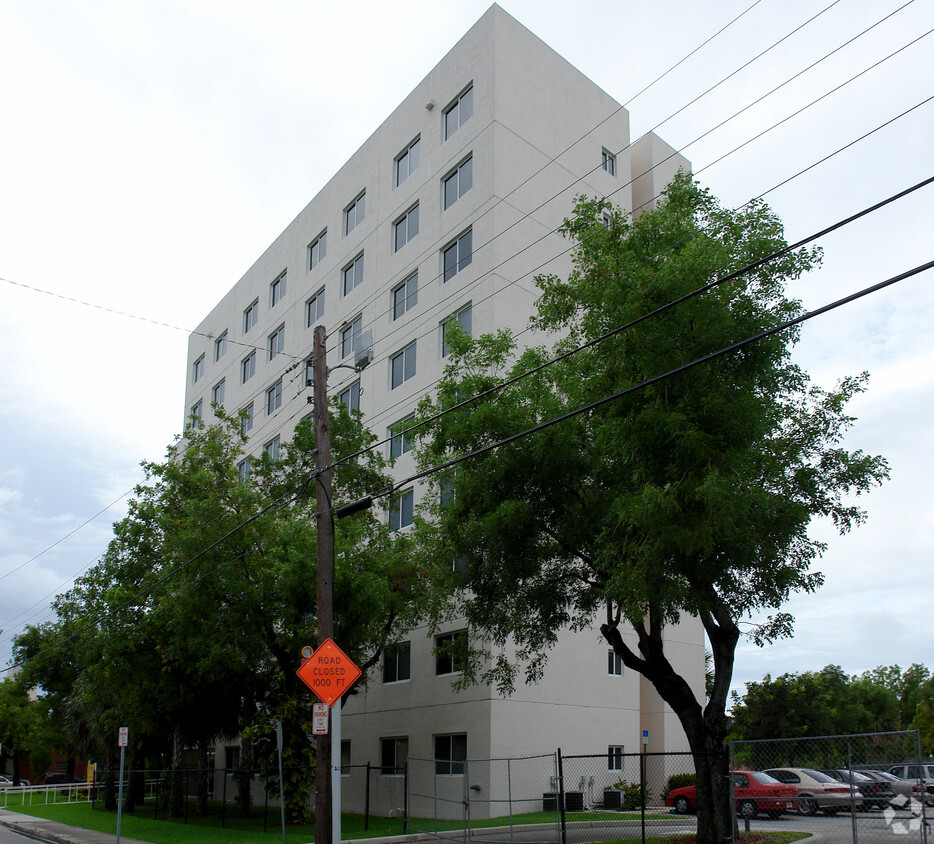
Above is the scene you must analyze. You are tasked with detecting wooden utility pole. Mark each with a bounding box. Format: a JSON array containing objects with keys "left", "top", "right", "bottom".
[{"left": 312, "top": 325, "right": 334, "bottom": 844}]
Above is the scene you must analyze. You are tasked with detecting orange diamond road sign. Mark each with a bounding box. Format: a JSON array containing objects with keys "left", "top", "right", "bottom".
[{"left": 296, "top": 638, "right": 361, "bottom": 708}]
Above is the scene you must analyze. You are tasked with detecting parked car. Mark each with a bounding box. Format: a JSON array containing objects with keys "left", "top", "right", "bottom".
[
  {"left": 763, "top": 767, "right": 862, "bottom": 815},
  {"left": 887, "top": 764, "right": 934, "bottom": 790},
  {"left": 821, "top": 769, "right": 895, "bottom": 809},
  {"left": 666, "top": 771, "right": 799, "bottom": 819},
  {"left": 0, "top": 775, "right": 30, "bottom": 788},
  {"left": 863, "top": 769, "right": 934, "bottom": 806}
]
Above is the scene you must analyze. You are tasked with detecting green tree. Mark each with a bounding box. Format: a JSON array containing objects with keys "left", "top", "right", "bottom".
[
  {"left": 413, "top": 173, "right": 888, "bottom": 843},
  {"left": 14, "top": 402, "right": 426, "bottom": 823},
  {"left": 0, "top": 678, "right": 43, "bottom": 785}
]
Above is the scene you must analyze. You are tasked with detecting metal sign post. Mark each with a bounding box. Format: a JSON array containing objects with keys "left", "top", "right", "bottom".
[
  {"left": 297, "top": 639, "right": 361, "bottom": 844},
  {"left": 116, "top": 727, "right": 128, "bottom": 844}
]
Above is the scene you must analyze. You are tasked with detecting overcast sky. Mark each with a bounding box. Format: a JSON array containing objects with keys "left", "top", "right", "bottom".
[{"left": 0, "top": 0, "right": 932, "bottom": 705}]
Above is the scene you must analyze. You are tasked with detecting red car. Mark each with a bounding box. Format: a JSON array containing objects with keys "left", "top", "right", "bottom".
[{"left": 666, "top": 771, "right": 800, "bottom": 819}]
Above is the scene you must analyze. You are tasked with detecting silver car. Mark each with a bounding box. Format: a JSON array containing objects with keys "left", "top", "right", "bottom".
[{"left": 764, "top": 767, "right": 863, "bottom": 816}]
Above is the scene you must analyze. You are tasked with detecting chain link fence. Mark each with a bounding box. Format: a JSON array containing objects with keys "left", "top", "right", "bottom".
[
  {"left": 83, "top": 731, "right": 934, "bottom": 844},
  {"left": 730, "top": 731, "right": 930, "bottom": 844}
]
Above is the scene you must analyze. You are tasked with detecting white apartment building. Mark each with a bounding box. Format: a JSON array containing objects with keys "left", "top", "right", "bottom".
[{"left": 183, "top": 4, "right": 704, "bottom": 818}]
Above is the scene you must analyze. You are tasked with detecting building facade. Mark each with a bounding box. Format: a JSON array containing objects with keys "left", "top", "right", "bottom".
[{"left": 183, "top": 4, "right": 703, "bottom": 818}]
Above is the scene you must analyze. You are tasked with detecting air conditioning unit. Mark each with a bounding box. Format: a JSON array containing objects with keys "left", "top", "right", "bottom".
[{"left": 354, "top": 329, "right": 374, "bottom": 370}]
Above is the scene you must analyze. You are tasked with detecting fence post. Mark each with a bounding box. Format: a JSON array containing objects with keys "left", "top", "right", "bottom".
[
  {"left": 729, "top": 742, "right": 739, "bottom": 843},
  {"left": 557, "top": 748, "right": 568, "bottom": 844},
  {"left": 403, "top": 759, "right": 409, "bottom": 835},
  {"left": 463, "top": 758, "right": 470, "bottom": 844},
  {"left": 184, "top": 770, "right": 189, "bottom": 823},
  {"left": 848, "top": 740, "right": 858, "bottom": 844},
  {"left": 916, "top": 731, "right": 929, "bottom": 844},
  {"left": 508, "top": 757, "right": 514, "bottom": 843},
  {"left": 263, "top": 766, "right": 269, "bottom": 833},
  {"left": 640, "top": 747, "right": 646, "bottom": 844},
  {"left": 364, "top": 762, "right": 370, "bottom": 831},
  {"left": 221, "top": 768, "right": 227, "bottom": 829}
]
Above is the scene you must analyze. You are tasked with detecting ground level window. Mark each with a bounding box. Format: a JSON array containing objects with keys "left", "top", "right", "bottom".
[
  {"left": 434, "top": 734, "right": 467, "bottom": 775},
  {"left": 381, "top": 737, "right": 408, "bottom": 775},
  {"left": 608, "top": 745, "right": 624, "bottom": 770}
]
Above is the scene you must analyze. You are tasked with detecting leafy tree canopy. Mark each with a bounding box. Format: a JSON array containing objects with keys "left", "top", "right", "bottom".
[{"left": 413, "top": 172, "right": 888, "bottom": 842}]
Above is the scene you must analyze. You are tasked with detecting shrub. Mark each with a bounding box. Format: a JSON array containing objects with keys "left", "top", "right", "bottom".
[{"left": 662, "top": 772, "right": 696, "bottom": 801}]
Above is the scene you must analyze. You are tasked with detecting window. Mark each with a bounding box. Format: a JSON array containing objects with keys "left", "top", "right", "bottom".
[
  {"left": 393, "top": 204, "right": 419, "bottom": 251},
  {"left": 608, "top": 746, "right": 624, "bottom": 771},
  {"left": 440, "top": 473, "right": 456, "bottom": 507},
  {"left": 214, "top": 331, "right": 228, "bottom": 362},
  {"left": 238, "top": 457, "right": 252, "bottom": 481},
  {"left": 224, "top": 746, "right": 240, "bottom": 770},
  {"left": 264, "top": 436, "right": 280, "bottom": 461},
  {"left": 392, "top": 272, "right": 418, "bottom": 320},
  {"left": 342, "top": 253, "right": 364, "bottom": 296},
  {"left": 192, "top": 354, "right": 205, "bottom": 383},
  {"left": 434, "top": 735, "right": 467, "bottom": 775},
  {"left": 241, "top": 351, "right": 256, "bottom": 383},
  {"left": 190, "top": 399, "right": 203, "bottom": 423},
  {"left": 340, "top": 741, "right": 351, "bottom": 769},
  {"left": 270, "top": 270, "right": 287, "bottom": 307},
  {"left": 395, "top": 137, "right": 420, "bottom": 186},
  {"left": 390, "top": 341, "right": 416, "bottom": 389},
  {"left": 241, "top": 402, "right": 254, "bottom": 433},
  {"left": 435, "top": 631, "right": 467, "bottom": 675},
  {"left": 444, "top": 84, "right": 473, "bottom": 140},
  {"left": 244, "top": 299, "right": 259, "bottom": 333},
  {"left": 211, "top": 379, "right": 225, "bottom": 407},
  {"left": 602, "top": 213, "right": 612, "bottom": 229},
  {"left": 339, "top": 382, "right": 360, "bottom": 412},
  {"left": 443, "top": 156, "right": 472, "bottom": 209},
  {"left": 389, "top": 415, "right": 415, "bottom": 458},
  {"left": 442, "top": 229, "right": 472, "bottom": 282},
  {"left": 266, "top": 380, "right": 282, "bottom": 415},
  {"left": 381, "top": 737, "right": 408, "bottom": 775},
  {"left": 602, "top": 148, "right": 616, "bottom": 176},
  {"left": 341, "top": 315, "right": 362, "bottom": 359},
  {"left": 608, "top": 650, "right": 623, "bottom": 676},
  {"left": 441, "top": 304, "right": 472, "bottom": 357},
  {"left": 306, "top": 287, "right": 325, "bottom": 327},
  {"left": 344, "top": 191, "right": 365, "bottom": 235},
  {"left": 308, "top": 230, "right": 327, "bottom": 269},
  {"left": 389, "top": 488, "right": 414, "bottom": 531},
  {"left": 268, "top": 324, "right": 285, "bottom": 360},
  {"left": 383, "top": 642, "right": 411, "bottom": 683}
]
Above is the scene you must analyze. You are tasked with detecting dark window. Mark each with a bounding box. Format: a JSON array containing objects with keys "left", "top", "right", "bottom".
[
  {"left": 344, "top": 191, "right": 365, "bottom": 235},
  {"left": 389, "top": 415, "right": 415, "bottom": 458},
  {"left": 342, "top": 253, "right": 364, "bottom": 295},
  {"left": 309, "top": 230, "right": 327, "bottom": 268},
  {"left": 394, "top": 204, "right": 419, "bottom": 251},
  {"left": 441, "top": 304, "right": 472, "bottom": 357},
  {"left": 443, "top": 156, "right": 473, "bottom": 209},
  {"left": 435, "top": 630, "right": 467, "bottom": 675},
  {"left": 444, "top": 85, "right": 473, "bottom": 140},
  {"left": 383, "top": 642, "right": 411, "bottom": 683},
  {"left": 434, "top": 734, "right": 467, "bottom": 775},
  {"left": 243, "top": 299, "right": 259, "bottom": 333},
  {"left": 602, "top": 148, "right": 616, "bottom": 175},
  {"left": 389, "top": 488, "right": 414, "bottom": 531},
  {"left": 390, "top": 341, "right": 417, "bottom": 389},
  {"left": 306, "top": 287, "right": 325, "bottom": 327},
  {"left": 393, "top": 272, "right": 418, "bottom": 319},
  {"left": 608, "top": 651, "right": 623, "bottom": 675},
  {"left": 339, "top": 382, "right": 360, "bottom": 412},
  {"left": 443, "top": 230, "right": 472, "bottom": 282},
  {"left": 608, "top": 746, "right": 624, "bottom": 770},
  {"left": 395, "top": 137, "right": 420, "bottom": 186},
  {"left": 270, "top": 270, "right": 287, "bottom": 307},
  {"left": 381, "top": 737, "right": 408, "bottom": 775}
]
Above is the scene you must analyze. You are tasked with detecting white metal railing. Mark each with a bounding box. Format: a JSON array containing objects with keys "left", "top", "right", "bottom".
[{"left": 0, "top": 781, "right": 95, "bottom": 809}]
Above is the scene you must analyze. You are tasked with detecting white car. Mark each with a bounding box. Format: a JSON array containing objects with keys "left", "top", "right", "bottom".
[{"left": 763, "top": 767, "right": 862, "bottom": 816}]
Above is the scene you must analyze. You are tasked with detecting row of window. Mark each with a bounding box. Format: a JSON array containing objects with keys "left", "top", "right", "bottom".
[
  {"left": 191, "top": 80, "right": 476, "bottom": 388},
  {"left": 380, "top": 734, "right": 466, "bottom": 776},
  {"left": 382, "top": 631, "right": 467, "bottom": 684}
]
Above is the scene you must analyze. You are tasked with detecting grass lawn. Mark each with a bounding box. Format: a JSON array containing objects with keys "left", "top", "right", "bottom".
[
  {"left": 1, "top": 793, "right": 675, "bottom": 844},
  {"left": 598, "top": 835, "right": 811, "bottom": 844}
]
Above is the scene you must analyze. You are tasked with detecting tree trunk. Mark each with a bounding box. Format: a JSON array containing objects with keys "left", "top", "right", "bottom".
[
  {"left": 169, "top": 730, "right": 185, "bottom": 818},
  {"left": 237, "top": 735, "right": 253, "bottom": 819},
  {"left": 196, "top": 741, "right": 209, "bottom": 817}
]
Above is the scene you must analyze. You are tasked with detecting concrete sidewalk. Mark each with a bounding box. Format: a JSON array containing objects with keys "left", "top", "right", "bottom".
[{"left": 0, "top": 809, "right": 151, "bottom": 844}]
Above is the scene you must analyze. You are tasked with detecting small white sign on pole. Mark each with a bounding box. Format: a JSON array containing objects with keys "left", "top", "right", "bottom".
[
  {"left": 118, "top": 727, "right": 129, "bottom": 747},
  {"left": 312, "top": 703, "right": 329, "bottom": 735}
]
